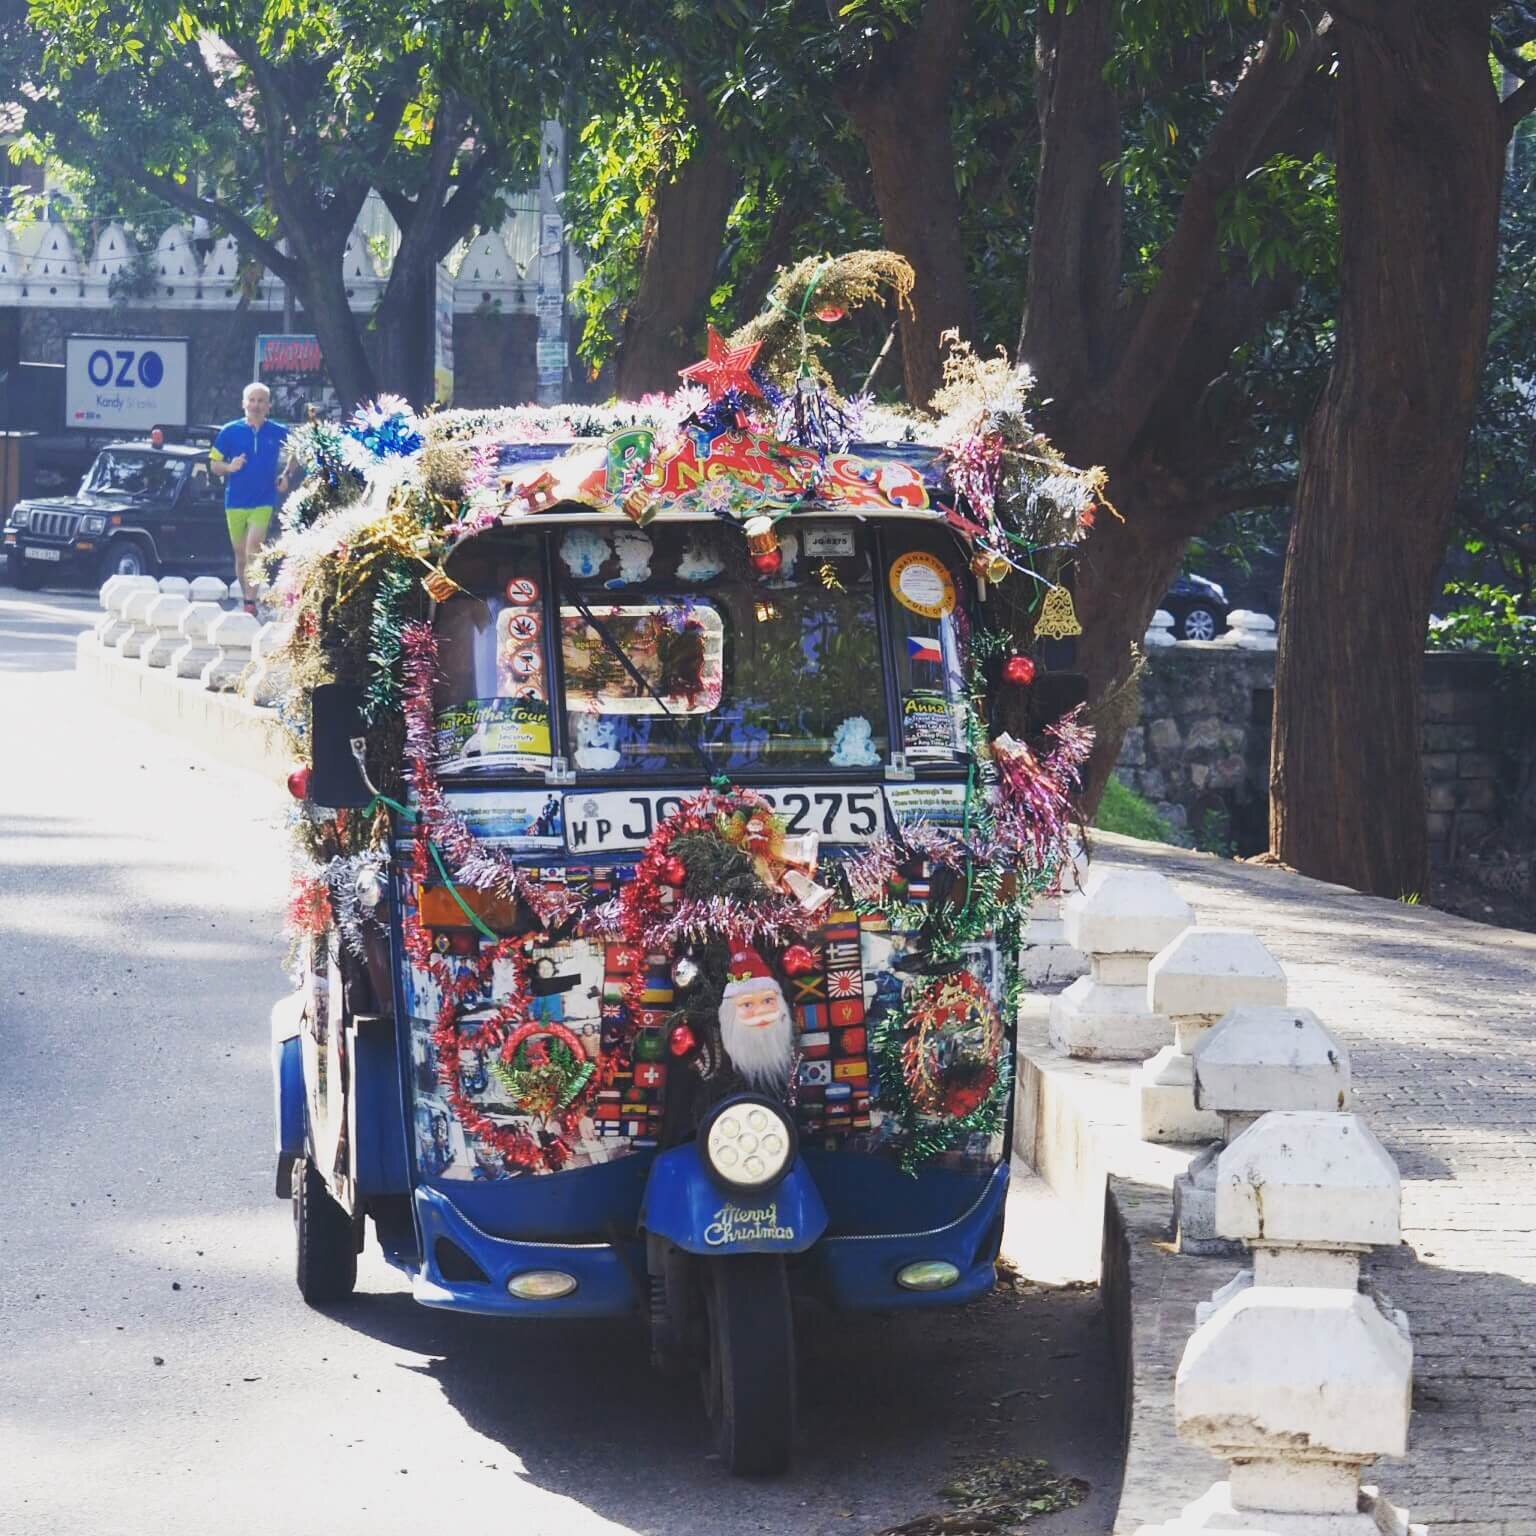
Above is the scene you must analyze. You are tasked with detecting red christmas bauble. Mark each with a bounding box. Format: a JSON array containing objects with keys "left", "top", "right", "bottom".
[
  {"left": 750, "top": 549, "right": 783, "bottom": 576},
  {"left": 815, "top": 305, "right": 846, "bottom": 323},
  {"left": 286, "top": 766, "right": 311, "bottom": 801},
  {"left": 659, "top": 855, "right": 688, "bottom": 886},
  {"left": 668, "top": 1023, "right": 697, "bottom": 1057},
  {"left": 781, "top": 944, "right": 818, "bottom": 977},
  {"left": 1003, "top": 654, "right": 1037, "bottom": 687}
]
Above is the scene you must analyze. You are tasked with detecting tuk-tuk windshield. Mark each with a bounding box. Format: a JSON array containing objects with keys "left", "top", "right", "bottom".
[{"left": 436, "top": 521, "right": 905, "bottom": 776}]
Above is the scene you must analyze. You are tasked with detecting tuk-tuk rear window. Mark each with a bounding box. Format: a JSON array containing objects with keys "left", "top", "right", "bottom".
[{"left": 556, "top": 522, "right": 887, "bottom": 774}]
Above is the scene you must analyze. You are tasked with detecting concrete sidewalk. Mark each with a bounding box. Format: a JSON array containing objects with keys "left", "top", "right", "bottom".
[{"left": 1068, "top": 834, "right": 1536, "bottom": 1536}]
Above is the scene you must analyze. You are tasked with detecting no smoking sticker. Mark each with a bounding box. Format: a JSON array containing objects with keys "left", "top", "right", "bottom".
[{"left": 505, "top": 577, "right": 540, "bottom": 605}]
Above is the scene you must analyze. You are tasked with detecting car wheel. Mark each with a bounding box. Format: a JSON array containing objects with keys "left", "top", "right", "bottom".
[
  {"left": 1180, "top": 605, "right": 1220, "bottom": 642},
  {"left": 99, "top": 539, "right": 157, "bottom": 582},
  {"left": 5, "top": 553, "right": 43, "bottom": 590}
]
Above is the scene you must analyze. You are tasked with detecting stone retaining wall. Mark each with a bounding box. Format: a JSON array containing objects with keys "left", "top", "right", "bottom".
[{"left": 1114, "top": 644, "right": 1505, "bottom": 864}]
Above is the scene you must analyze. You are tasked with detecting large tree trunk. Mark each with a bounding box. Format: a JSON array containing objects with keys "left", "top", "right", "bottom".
[
  {"left": 614, "top": 108, "right": 738, "bottom": 398},
  {"left": 1270, "top": 4, "right": 1502, "bottom": 898},
  {"left": 374, "top": 253, "right": 437, "bottom": 407},
  {"left": 841, "top": 0, "right": 974, "bottom": 410},
  {"left": 295, "top": 256, "right": 378, "bottom": 413}
]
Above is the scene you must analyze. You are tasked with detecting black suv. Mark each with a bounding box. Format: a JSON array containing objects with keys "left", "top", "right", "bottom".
[{"left": 3, "top": 439, "right": 235, "bottom": 590}]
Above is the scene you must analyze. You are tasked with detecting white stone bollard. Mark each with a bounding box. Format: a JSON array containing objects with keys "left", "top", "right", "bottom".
[
  {"left": 1134, "top": 929, "right": 1287, "bottom": 1144},
  {"left": 1048, "top": 869, "right": 1194, "bottom": 1059},
  {"left": 115, "top": 589, "right": 161, "bottom": 658},
  {"left": 241, "top": 620, "right": 292, "bottom": 708},
  {"left": 189, "top": 575, "right": 229, "bottom": 604},
  {"left": 98, "top": 576, "right": 157, "bottom": 644},
  {"left": 201, "top": 610, "right": 260, "bottom": 691},
  {"left": 1215, "top": 609, "right": 1278, "bottom": 651},
  {"left": 140, "top": 593, "right": 191, "bottom": 668},
  {"left": 1174, "top": 1005, "right": 1351, "bottom": 1255},
  {"left": 170, "top": 602, "right": 224, "bottom": 679},
  {"left": 1136, "top": 1111, "right": 1417, "bottom": 1536},
  {"left": 156, "top": 575, "right": 191, "bottom": 599},
  {"left": 1144, "top": 608, "right": 1177, "bottom": 648},
  {"left": 1020, "top": 846, "right": 1089, "bottom": 987}
]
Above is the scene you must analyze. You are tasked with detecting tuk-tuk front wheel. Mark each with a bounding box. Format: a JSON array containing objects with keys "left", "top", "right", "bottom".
[
  {"left": 701, "top": 1256, "right": 796, "bottom": 1475},
  {"left": 292, "top": 1156, "right": 357, "bottom": 1305}
]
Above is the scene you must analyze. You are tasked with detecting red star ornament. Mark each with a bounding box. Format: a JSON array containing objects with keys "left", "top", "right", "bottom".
[{"left": 679, "top": 326, "right": 765, "bottom": 401}]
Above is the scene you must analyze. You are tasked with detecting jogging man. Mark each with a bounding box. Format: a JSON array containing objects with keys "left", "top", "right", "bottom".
[{"left": 210, "top": 382, "right": 292, "bottom": 610}]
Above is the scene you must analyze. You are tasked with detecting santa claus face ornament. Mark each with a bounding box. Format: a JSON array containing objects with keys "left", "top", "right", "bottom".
[{"left": 717, "top": 944, "right": 794, "bottom": 1094}]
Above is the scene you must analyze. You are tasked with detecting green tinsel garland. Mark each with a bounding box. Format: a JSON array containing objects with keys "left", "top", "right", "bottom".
[{"left": 364, "top": 558, "right": 415, "bottom": 723}]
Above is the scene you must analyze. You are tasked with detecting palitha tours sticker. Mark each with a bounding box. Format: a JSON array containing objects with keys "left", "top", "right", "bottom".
[{"left": 889, "top": 551, "right": 956, "bottom": 620}]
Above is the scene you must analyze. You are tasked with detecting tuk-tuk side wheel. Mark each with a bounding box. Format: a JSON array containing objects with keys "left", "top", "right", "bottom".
[
  {"left": 702, "top": 1256, "right": 796, "bottom": 1476},
  {"left": 292, "top": 1156, "right": 357, "bottom": 1305}
]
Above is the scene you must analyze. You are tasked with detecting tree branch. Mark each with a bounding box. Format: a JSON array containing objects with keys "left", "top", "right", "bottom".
[
  {"left": 1200, "top": 478, "right": 1297, "bottom": 519},
  {"left": 1087, "top": 7, "right": 1332, "bottom": 462},
  {"left": 1501, "top": 74, "right": 1536, "bottom": 139}
]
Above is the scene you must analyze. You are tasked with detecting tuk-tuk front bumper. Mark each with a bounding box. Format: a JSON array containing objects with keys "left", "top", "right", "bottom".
[{"left": 402, "top": 1158, "right": 1009, "bottom": 1318}]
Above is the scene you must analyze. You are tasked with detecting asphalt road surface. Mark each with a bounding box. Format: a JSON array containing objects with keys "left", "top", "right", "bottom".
[{"left": 0, "top": 586, "right": 1122, "bottom": 1536}]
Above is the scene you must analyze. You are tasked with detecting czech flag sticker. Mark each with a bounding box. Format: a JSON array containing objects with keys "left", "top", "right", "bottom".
[{"left": 907, "top": 635, "right": 943, "bottom": 666}]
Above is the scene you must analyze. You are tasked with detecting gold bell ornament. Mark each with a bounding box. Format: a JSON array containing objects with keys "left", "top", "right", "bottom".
[{"left": 1033, "top": 583, "right": 1083, "bottom": 640}]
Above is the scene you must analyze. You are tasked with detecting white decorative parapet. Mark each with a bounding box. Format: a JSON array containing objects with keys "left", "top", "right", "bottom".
[
  {"left": 1020, "top": 845, "right": 1089, "bottom": 987},
  {"left": 1135, "top": 929, "right": 1287, "bottom": 1144},
  {"left": 170, "top": 601, "right": 224, "bottom": 679},
  {"left": 241, "top": 620, "right": 292, "bottom": 708},
  {"left": 1048, "top": 869, "right": 1193, "bottom": 1059},
  {"left": 97, "top": 575, "right": 157, "bottom": 642},
  {"left": 141, "top": 592, "right": 191, "bottom": 668},
  {"left": 201, "top": 610, "right": 260, "bottom": 692},
  {"left": 1175, "top": 1005, "right": 1351, "bottom": 1255},
  {"left": 1213, "top": 609, "right": 1278, "bottom": 651},
  {"left": 115, "top": 588, "right": 161, "bottom": 658},
  {"left": 188, "top": 575, "right": 229, "bottom": 604},
  {"left": 1137, "top": 1110, "right": 1420, "bottom": 1536},
  {"left": 1145, "top": 609, "right": 1177, "bottom": 648}
]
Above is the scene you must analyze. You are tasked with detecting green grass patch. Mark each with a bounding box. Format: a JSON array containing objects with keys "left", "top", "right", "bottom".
[{"left": 1095, "top": 777, "right": 1176, "bottom": 843}]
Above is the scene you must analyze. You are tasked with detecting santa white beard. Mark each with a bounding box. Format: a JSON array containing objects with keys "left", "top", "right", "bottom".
[{"left": 718, "top": 988, "right": 794, "bottom": 1093}]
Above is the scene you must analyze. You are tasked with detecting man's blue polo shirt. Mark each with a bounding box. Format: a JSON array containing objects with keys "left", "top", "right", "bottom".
[{"left": 211, "top": 418, "right": 290, "bottom": 509}]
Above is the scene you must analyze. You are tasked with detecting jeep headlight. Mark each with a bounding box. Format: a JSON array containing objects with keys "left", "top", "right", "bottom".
[
  {"left": 9, "top": 507, "right": 29, "bottom": 528},
  {"left": 80, "top": 514, "right": 107, "bottom": 535},
  {"left": 701, "top": 1095, "right": 795, "bottom": 1190}
]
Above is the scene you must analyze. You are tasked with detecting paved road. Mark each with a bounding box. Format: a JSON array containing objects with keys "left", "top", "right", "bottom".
[{"left": 0, "top": 589, "right": 1121, "bottom": 1536}]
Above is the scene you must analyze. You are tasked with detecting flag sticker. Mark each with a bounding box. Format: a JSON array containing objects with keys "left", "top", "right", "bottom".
[{"left": 907, "top": 635, "right": 944, "bottom": 666}]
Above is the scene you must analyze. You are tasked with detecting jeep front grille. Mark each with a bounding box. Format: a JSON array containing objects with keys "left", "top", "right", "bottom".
[{"left": 29, "top": 511, "right": 80, "bottom": 540}]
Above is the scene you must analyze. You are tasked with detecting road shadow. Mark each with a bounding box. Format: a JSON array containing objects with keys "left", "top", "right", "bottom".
[{"left": 328, "top": 1268, "right": 1121, "bottom": 1536}]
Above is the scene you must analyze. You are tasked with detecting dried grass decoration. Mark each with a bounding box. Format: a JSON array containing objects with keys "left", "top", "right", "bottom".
[{"left": 728, "top": 250, "right": 915, "bottom": 393}]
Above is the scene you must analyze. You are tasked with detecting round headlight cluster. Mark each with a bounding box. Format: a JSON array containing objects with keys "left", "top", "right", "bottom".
[{"left": 704, "top": 1097, "right": 794, "bottom": 1189}]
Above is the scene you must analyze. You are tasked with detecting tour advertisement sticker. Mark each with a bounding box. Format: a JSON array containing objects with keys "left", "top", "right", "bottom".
[
  {"left": 901, "top": 690, "right": 960, "bottom": 760},
  {"left": 505, "top": 576, "right": 540, "bottom": 606},
  {"left": 889, "top": 551, "right": 956, "bottom": 620},
  {"left": 434, "top": 698, "right": 551, "bottom": 771}
]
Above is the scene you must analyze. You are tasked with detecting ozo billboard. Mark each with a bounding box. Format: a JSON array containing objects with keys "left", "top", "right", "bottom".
[{"left": 64, "top": 335, "right": 190, "bottom": 431}]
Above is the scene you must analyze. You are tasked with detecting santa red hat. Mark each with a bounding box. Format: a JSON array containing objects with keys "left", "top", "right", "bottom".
[{"left": 722, "top": 945, "right": 775, "bottom": 999}]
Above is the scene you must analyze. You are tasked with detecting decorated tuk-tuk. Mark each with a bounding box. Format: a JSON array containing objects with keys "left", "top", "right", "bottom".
[{"left": 267, "top": 253, "right": 1103, "bottom": 1473}]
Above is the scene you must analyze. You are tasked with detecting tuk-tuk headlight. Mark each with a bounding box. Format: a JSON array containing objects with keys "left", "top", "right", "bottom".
[{"left": 701, "top": 1095, "right": 796, "bottom": 1190}]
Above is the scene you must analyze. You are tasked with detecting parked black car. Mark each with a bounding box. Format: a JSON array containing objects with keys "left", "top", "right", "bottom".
[
  {"left": 2, "top": 439, "right": 235, "bottom": 590},
  {"left": 1162, "top": 572, "right": 1231, "bottom": 641}
]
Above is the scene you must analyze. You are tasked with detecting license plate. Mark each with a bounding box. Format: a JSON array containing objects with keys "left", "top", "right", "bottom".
[
  {"left": 24, "top": 546, "right": 61, "bottom": 562},
  {"left": 564, "top": 786, "right": 886, "bottom": 854}
]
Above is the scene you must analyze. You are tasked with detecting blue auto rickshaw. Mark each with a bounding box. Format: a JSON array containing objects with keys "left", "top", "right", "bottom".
[{"left": 270, "top": 411, "right": 1091, "bottom": 1474}]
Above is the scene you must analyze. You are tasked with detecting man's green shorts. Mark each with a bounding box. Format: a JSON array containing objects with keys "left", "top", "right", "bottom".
[{"left": 226, "top": 504, "right": 273, "bottom": 544}]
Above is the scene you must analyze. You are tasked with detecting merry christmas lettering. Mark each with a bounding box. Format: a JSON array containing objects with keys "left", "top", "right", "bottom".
[{"left": 704, "top": 1200, "right": 797, "bottom": 1247}]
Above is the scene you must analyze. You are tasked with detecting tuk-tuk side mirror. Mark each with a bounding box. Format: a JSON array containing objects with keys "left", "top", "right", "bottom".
[{"left": 309, "top": 682, "right": 374, "bottom": 808}]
